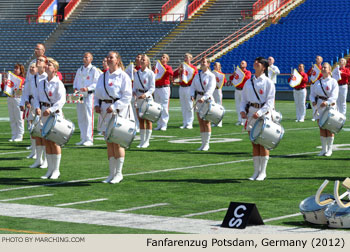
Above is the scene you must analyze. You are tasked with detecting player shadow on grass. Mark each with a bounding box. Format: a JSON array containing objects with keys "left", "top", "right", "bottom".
[
  {"left": 282, "top": 221, "right": 331, "bottom": 230},
  {"left": 138, "top": 178, "right": 242, "bottom": 184},
  {"left": 0, "top": 178, "right": 91, "bottom": 187}
]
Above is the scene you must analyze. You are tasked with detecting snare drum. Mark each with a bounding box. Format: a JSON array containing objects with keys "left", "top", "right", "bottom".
[
  {"left": 42, "top": 114, "right": 75, "bottom": 146},
  {"left": 319, "top": 107, "right": 346, "bottom": 134},
  {"left": 198, "top": 100, "right": 225, "bottom": 125},
  {"left": 138, "top": 99, "right": 162, "bottom": 122},
  {"left": 28, "top": 115, "right": 42, "bottom": 138},
  {"left": 299, "top": 194, "right": 335, "bottom": 225},
  {"left": 105, "top": 115, "right": 136, "bottom": 148},
  {"left": 250, "top": 116, "right": 284, "bottom": 150},
  {"left": 270, "top": 110, "right": 282, "bottom": 124}
]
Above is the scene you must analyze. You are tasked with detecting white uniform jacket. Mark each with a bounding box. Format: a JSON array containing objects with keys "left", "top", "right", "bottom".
[
  {"left": 20, "top": 72, "right": 47, "bottom": 106},
  {"left": 33, "top": 75, "right": 66, "bottom": 113},
  {"left": 190, "top": 70, "right": 216, "bottom": 100},
  {"left": 240, "top": 74, "right": 275, "bottom": 118},
  {"left": 268, "top": 65, "right": 280, "bottom": 84},
  {"left": 133, "top": 68, "right": 155, "bottom": 98},
  {"left": 310, "top": 76, "right": 339, "bottom": 107},
  {"left": 94, "top": 68, "right": 132, "bottom": 111},
  {"left": 73, "top": 64, "right": 101, "bottom": 92}
]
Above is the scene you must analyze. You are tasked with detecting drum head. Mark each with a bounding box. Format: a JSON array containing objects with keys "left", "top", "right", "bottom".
[
  {"left": 104, "top": 115, "right": 116, "bottom": 141},
  {"left": 250, "top": 118, "right": 264, "bottom": 142},
  {"left": 42, "top": 114, "right": 56, "bottom": 137}
]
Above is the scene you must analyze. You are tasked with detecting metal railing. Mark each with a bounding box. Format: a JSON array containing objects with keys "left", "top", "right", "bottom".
[
  {"left": 188, "top": 0, "right": 206, "bottom": 17},
  {"left": 37, "top": 0, "right": 55, "bottom": 18},
  {"left": 162, "top": 0, "right": 182, "bottom": 16},
  {"left": 192, "top": 14, "right": 269, "bottom": 64},
  {"left": 64, "top": 0, "right": 80, "bottom": 20}
]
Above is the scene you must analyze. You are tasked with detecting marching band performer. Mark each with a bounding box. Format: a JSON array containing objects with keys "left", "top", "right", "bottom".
[
  {"left": 132, "top": 54, "right": 142, "bottom": 133},
  {"left": 310, "top": 62, "right": 339, "bottom": 157},
  {"left": 289, "top": 64, "right": 308, "bottom": 122},
  {"left": 133, "top": 54, "right": 155, "bottom": 148},
  {"left": 337, "top": 58, "right": 350, "bottom": 116},
  {"left": 212, "top": 62, "right": 226, "bottom": 127},
  {"left": 7, "top": 64, "right": 26, "bottom": 142},
  {"left": 173, "top": 53, "right": 198, "bottom": 129},
  {"left": 94, "top": 51, "right": 132, "bottom": 184},
  {"left": 26, "top": 56, "right": 49, "bottom": 168},
  {"left": 34, "top": 57, "right": 66, "bottom": 179},
  {"left": 190, "top": 57, "right": 216, "bottom": 151},
  {"left": 20, "top": 63, "right": 37, "bottom": 158},
  {"left": 267, "top": 56, "right": 280, "bottom": 84},
  {"left": 97, "top": 57, "right": 109, "bottom": 136},
  {"left": 308, "top": 55, "right": 323, "bottom": 121},
  {"left": 73, "top": 52, "right": 101, "bottom": 146},
  {"left": 154, "top": 54, "right": 173, "bottom": 131},
  {"left": 240, "top": 57, "right": 275, "bottom": 181},
  {"left": 230, "top": 60, "right": 251, "bottom": 126}
]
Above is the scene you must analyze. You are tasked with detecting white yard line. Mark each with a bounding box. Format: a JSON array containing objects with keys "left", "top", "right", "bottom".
[
  {"left": 55, "top": 198, "right": 108, "bottom": 207},
  {"left": 0, "top": 202, "right": 348, "bottom": 234},
  {"left": 181, "top": 208, "right": 228, "bottom": 218},
  {"left": 0, "top": 194, "right": 53, "bottom": 202},
  {"left": 116, "top": 203, "right": 169, "bottom": 212},
  {"left": 264, "top": 213, "right": 302, "bottom": 223}
]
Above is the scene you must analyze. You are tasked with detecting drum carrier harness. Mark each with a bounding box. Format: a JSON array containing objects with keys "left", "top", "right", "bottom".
[
  {"left": 99, "top": 71, "right": 120, "bottom": 106},
  {"left": 40, "top": 80, "right": 59, "bottom": 113},
  {"left": 245, "top": 77, "right": 265, "bottom": 113}
]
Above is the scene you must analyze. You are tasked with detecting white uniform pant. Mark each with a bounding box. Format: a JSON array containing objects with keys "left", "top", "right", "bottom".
[
  {"left": 213, "top": 88, "right": 223, "bottom": 126},
  {"left": 293, "top": 88, "right": 306, "bottom": 121},
  {"left": 179, "top": 86, "right": 193, "bottom": 127},
  {"left": 337, "top": 84, "right": 348, "bottom": 116},
  {"left": 235, "top": 89, "right": 243, "bottom": 123},
  {"left": 8, "top": 97, "right": 24, "bottom": 139},
  {"left": 77, "top": 94, "right": 94, "bottom": 142},
  {"left": 131, "top": 96, "right": 139, "bottom": 130},
  {"left": 154, "top": 86, "right": 170, "bottom": 128}
]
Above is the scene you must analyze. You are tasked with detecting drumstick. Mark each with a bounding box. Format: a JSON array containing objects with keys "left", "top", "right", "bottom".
[{"left": 189, "top": 100, "right": 198, "bottom": 112}]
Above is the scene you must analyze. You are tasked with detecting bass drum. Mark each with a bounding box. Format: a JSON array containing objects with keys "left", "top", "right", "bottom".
[
  {"left": 42, "top": 114, "right": 75, "bottom": 146},
  {"left": 198, "top": 100, "right": 225, "bottom": 125},
  {"left": 319, "top": 107, "right": 346, "bottom": 134},
  {"left": 105, "top": 115, "right": 136, "bottom": 149},
  {"left": 324, "top": 201, "right": 350, "bottom": 228},
  {"left": 299, "top": 194, "right": 335, "bottom": 225},
  {"left": 250, "top": 116, "right": 284, "bottom": 150}
]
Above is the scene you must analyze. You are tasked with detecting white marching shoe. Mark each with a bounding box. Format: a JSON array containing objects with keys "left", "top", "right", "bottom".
[
  {"left": 317, "top": 136, "right": 327, "bottom": 156},
  {"left": 140, "top": 129, "right": 152, "bottom": 148},
  {"left": 41, "top": 154, "right": 53, "bottom": 179},
  {"left": 324, "top": 137, "right": 334, "bottom": 157},
  {"left": 30, "top": 146, "right": 44, "bottom": 168},
  {"left": 110, "top": 158, "right": 124, "bottom": 184},
  {"left": 49, "top": 154, "right": 61, "bottom": 179},
  {"left": 102, "top": 157, "right": 116, "bottom": 183},
  {"left": 200, "top": 132, "right": 211, "bottom": 151},
  {"left": 256, "top": 156, "right": 269, "bottom": 181},
  {"left": 137, "top": 129, "right": 145, "bottom": 148},
  {"left": 249, "top": 156, "right": 260, "bottom": 181}
]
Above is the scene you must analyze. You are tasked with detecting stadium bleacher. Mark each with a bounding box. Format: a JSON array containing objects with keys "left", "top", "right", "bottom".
[{"left": 216, "top": 0, "right": 350, "bottom": 73}]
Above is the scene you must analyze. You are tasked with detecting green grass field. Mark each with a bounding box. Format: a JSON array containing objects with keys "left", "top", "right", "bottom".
[{"left": 0, "top": 96, "right": 349, "bottom": 234}]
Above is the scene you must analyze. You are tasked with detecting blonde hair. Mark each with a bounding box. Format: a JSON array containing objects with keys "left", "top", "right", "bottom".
[
  {"left": 46, "top": 57, "right": 59, "bottom": 72},
  {"left": 185, "top": 53, "right": 193, "bottom": 60},
  {"left": 322, "top": 62, "right": 332, "bottom": 74},
  {"left": 30, "top": 62, "right": 37, "bottom": 68},
  {"left": 142, "top": 54, "right": 151, "bottom": 69},
  {"left": 84, "top": 52, "right": 93, "bottom": 60},
  {"left": 214, "top": 62, "right": 222, "bottom": 71},
  {"left": 162, "top": 54, "right": 170, "bottom": 62},
  {"left": 110, "top": 51, "right": 125, "bottom": 71}
]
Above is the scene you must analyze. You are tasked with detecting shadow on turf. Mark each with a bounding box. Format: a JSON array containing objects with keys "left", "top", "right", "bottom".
[
  {"left": 138, "top": 178, "right": 242, "bottom": 184},
  {"left": 282, "top": 221, "right": 330, "bottom": 230},
  {"left": 0, "top": 178, "right": 91, "bottom": 187}
]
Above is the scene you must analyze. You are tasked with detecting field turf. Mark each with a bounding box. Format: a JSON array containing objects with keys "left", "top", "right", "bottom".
[{"left": 0, "top": 97, "right": 349, "bottom": 234}]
